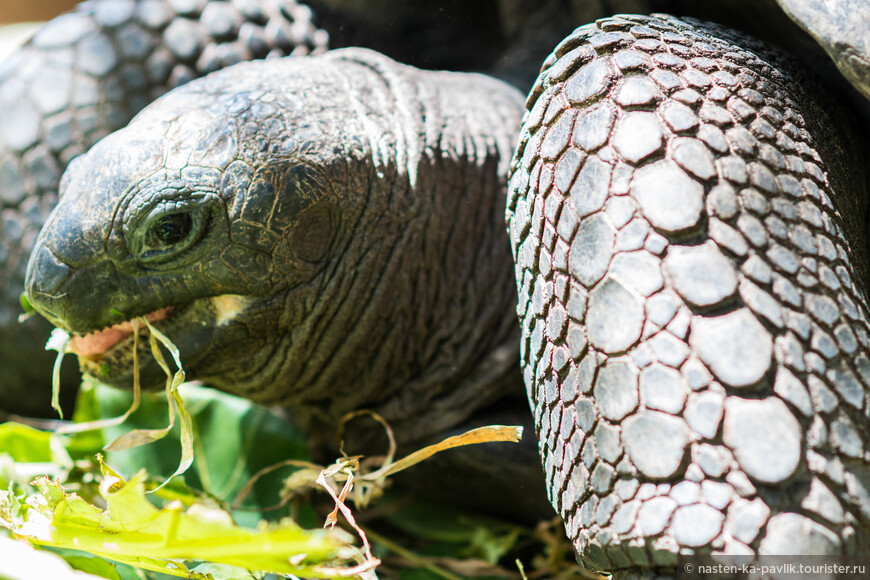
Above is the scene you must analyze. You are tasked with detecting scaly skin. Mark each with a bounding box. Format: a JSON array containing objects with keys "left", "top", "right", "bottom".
[
  {"left": 25, "top": 49, "right": 526, "bottom": 453},
  {"left": 507, "top": 14, "right": 870, "bottom": 573},
  {"left": 0, "top": 0, "right": 327, "bottom": 416}
]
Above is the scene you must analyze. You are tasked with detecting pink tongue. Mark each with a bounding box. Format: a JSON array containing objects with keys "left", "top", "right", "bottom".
[{"left": 69, "top": 308, "right": 173, "bottom": 357}]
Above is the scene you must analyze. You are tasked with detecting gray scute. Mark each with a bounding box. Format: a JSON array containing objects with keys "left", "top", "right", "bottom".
[
  {"left": 630, "top": 159, "right": 703, "bottom": 233},
  {"left": 690, "top": 309, "right": 772, "bottom": 387},
  {"left": 670, "top": 504, "right": 724, "bottom": 547},
  {"left": 593, "top": 358, "right": 639, "bottom": 421},
  {"left": 613, "top": 111, "right": 663, "bottom": 163},
  {"left": 637, "top": 496, "right": 677, "bottom": 536},
  {"left": 568, "top": 213, "right": 615, "bottom": 287},
  {"left": 586, "top": 276, "right": 644, "bottom": 353},
  {"left": 565, "top": 57, "right": 617, "bottom": 105},
  {"left": 723, "top": 397, "right": 802, "bottom": 484},
  {"left": 573, "top": 101, "right": 617, "bottom": 152},
  {"left": 569, "top": 155, "right": 612, "bottom": 217},
  {"left": 759, "top": 512, "right": 841, "bottom": 555},
  {"left": 664, "top": 241, "right": 738, "bottom": 308},
  {"left": 622, "top": 410, "right": 689, "bottom": 479}
]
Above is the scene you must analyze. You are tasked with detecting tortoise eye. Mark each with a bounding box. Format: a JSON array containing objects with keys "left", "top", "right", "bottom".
[
  {"left": 129, "top": 197, "right": 217, "bottom": 267},
  {"left": 152, "top": 213, "right": 192, "bottom": 246}
]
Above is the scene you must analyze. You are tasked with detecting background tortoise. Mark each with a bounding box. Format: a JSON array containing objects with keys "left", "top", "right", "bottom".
[{"left": 5, "top": 0, "right": 870, "bottom": 575}]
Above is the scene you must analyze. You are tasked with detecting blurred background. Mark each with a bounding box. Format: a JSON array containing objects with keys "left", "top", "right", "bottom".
[
  {"left": 0, "top": 2, "right": 76, "bottom": 60},
  {"left": 0, "top": 1, "right": 76, "bottom": 23},
  {"left": 0, "top": 1, "right": 79, "bottom": 24}
]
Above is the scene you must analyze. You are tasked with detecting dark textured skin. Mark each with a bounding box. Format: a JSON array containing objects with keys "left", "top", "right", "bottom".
[
  {"left": 26, "top": 48, "right": 525, "bottom": 451},
  {"left": 508, "top": 14, "right": 870, "bottom": 573},
  {"left": 0, "top": 0, "right": 327, "bottom": 417}
]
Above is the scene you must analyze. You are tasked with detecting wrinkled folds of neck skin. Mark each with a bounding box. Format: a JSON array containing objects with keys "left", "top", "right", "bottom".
[{"left": 227, "top": 50, "right": 527, "bottom": 447}]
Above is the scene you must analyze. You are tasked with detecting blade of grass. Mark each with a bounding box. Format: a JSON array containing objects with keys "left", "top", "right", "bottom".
[
  {"left": 339, "top": 410, "right": 397, "bottom": 467},
  {"left": 45, "top": 328, "right": 71, "bottom": 419},
  {"left": 316, "top": 467, "right": 380, "bottom": 579},
  {"left": 363, "top": 425, "right": 523, "bottom": 481},
  {"left": 55, "top": 321, "right": 143, "bottom": 436},
  {"left": 140, "top": 318, "right": 193, "bottom": 491}
]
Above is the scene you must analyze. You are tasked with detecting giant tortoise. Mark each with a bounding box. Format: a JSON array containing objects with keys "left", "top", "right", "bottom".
[{"left": 5, "top": 0, "right": 870, "bottom": 575}]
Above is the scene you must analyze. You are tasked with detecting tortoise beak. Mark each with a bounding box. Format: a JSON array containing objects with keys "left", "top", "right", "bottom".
[
  {"left": 24, "top": 243, "right": 73, "bottom": 329},
  {"left": 25, "top": 243, "right": 131, "bottom": 335}
]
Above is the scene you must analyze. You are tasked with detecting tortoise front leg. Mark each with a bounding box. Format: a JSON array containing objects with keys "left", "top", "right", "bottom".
[{"left": 507, "top": 14, "right": 870, "bottom": 574}]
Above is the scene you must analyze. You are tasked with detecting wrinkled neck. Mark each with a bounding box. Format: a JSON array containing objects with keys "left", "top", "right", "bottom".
[{"left": 284, "top": 54, "right": 526, "bottom": 444}]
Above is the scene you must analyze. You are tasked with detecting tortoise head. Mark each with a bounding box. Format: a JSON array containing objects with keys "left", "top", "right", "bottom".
[
  {"left": 24, "top": 50, "right": 524, "bottom": 425},
  {"left": 24, "top": 54, "right": 377, "bottom": 401}
]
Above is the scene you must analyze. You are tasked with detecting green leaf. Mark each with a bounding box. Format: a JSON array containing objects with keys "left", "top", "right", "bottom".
[
  {"left": 0, "top": 488, "right": 24, "bottom": 526},
  {"left": 12, "top": 463, "right": 345, "bottom": 578},
  {"left": 81, "top": 381, "right": 311, "bottom": 521},
  {"left": 384, "top": 499, "right": 504, "bottom": 544},
  {"left": 48, "top": 548, "right": 194, "bottom": 580},
  {"left": 189, "top": 562, "right": 258, "bottom": 580},
  {"left": 63, "top": 554, "right": 122, "bottom": 580},
  {"left": 381, "top": 498, "right": 522, "bottom": 564},
  {"left": 138, "top": 321, "right": 192, "bottom": 491},
  {"left": 398, "top": 568, "right": 445, "bottom": 580},
  {"left": 467, "top": 527, "right": 520, "bottom": 564},
  {"left": 63, "top": 381, "right": 108, "bottom": 458},
  {"left": 0, "top": 423, "right": 53, "bottom": 462},
  {"left": 19, "top": 292, "right": 34, "bottom": 313}
]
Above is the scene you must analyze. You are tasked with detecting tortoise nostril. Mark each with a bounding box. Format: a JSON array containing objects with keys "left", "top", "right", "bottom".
[{"left": 24, "top": 243, "right": 72, "bottom": 312}]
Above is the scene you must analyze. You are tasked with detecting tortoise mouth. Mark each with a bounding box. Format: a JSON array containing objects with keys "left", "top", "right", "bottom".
[
  {"left": 70, "top": 307, "right": 176, "bottom": 358},
  {"left": 74, "top": 294, "right": 250, "bottom": 384},
  {"left": 75, "top": 303, "right": 191, "bottom": 381}
]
